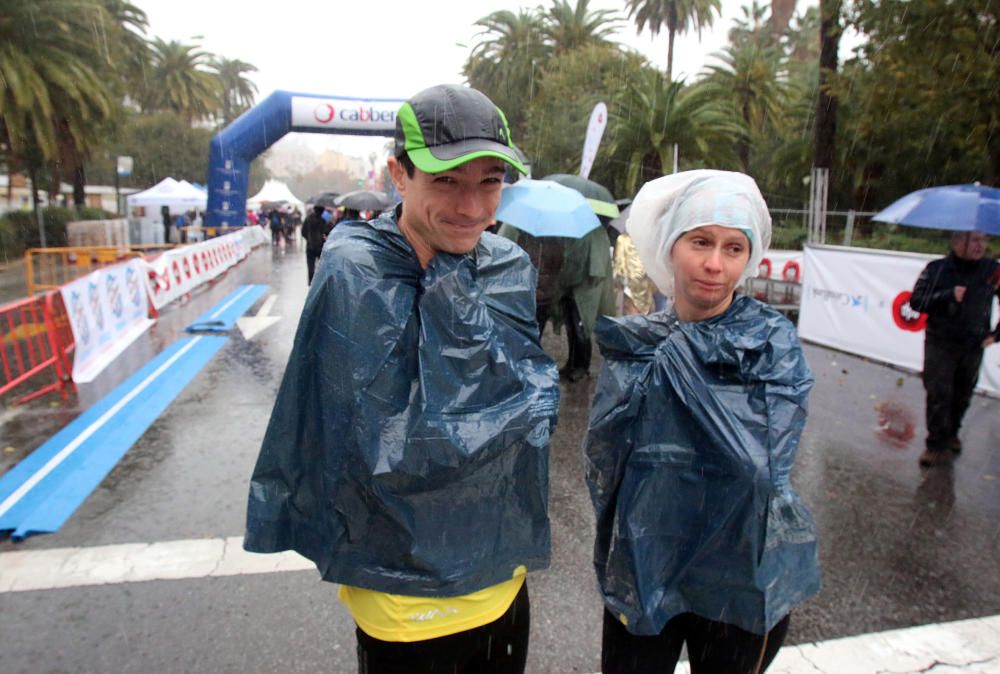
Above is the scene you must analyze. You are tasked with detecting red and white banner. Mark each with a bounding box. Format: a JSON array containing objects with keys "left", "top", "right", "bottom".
[
  {"left": 61, "top": 259, "right": 154, "bottom": 383},
  {"left": 799, "top": 245, "right": 999, "bottom": 397},
  {"left": 142, "top": 228, "right": 267, "bottom": 310}
]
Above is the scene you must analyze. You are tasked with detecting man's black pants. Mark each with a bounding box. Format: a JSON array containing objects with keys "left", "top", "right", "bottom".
[
  {"left": 560, "top": 295, "right": 591, "bottom": 375},
  {"left": 355, "top": 582, "right": 530, "bottom": 674},
  {"left": 306, "top": 248, "right": 321, "bottom": 285},
  {"left": 602, "top": 610, "right": 790, "bottom": 674},
  {"left": 923, "top": 340, "right": 983, "bottom": 452}
]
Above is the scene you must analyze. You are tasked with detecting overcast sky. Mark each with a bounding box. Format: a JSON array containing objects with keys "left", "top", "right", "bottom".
[{"left": 134, "top": 0, "right": 819, "bottom": 162}]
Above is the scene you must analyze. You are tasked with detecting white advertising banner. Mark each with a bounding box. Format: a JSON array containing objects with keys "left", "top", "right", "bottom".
[
  {"left": 290, "top": 96, "right": 402, "bottom": 133},
  {"left": 60, "top": 259, "right": 154, "bottom": 383},
  {"left": 757, "top": 250, "right": 803, "bottom": 282},
  {"left": 799, "top": 245, "right": 999, "bottom": 397},
  {"left": 579, "top": 102, "right": 608, "bottom": 180},
  {"left": 143, "top": 228, "right": 268, "bottom": 310}
]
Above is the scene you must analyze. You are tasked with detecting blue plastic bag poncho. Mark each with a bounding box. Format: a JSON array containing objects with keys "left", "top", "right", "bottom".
[
  {"left": 585, "top": 294, "right": 819, "bottom": 635},
  {"left": 245, "top": 210, "right": 560, "bottom": 597}
]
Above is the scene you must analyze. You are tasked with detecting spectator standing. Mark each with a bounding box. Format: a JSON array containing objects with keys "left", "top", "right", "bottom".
[
  {"left": 300, "top": 204, "right": 327, "bottom": 284},
  {"left": 909, "top": 231, "right": 999, "bottom": 466}
]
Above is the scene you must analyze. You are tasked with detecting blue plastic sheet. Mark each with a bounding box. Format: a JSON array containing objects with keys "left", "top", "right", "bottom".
[
  {"left": 585, "top": 295, "right": 820, "bottom": 635},
  {"left": 245, "top": 210, "right": 560, "bottom": 596}
]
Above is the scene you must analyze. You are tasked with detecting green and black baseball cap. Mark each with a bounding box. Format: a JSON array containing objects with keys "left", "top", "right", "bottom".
[{"left": 394, "top": 84, "right": 527, "bottom": 175}]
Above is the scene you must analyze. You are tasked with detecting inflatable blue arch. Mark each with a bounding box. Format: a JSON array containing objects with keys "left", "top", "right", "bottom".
[{"left": 205, "top": 91, "right": 405, "bottom": 229}]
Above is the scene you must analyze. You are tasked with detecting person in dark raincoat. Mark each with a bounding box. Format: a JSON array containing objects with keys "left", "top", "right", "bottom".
[
  {"left": 244, "top": 84, "right": 559, "bottom": 674},
  {"left": 585, "top": 170, "right": 820, "bottom": 674},
  {"left": 300, "top": 204, "right": 334, "bottom": 285},
  {"left": 909, "top": 231, "right": 999, "bottom": 467}
]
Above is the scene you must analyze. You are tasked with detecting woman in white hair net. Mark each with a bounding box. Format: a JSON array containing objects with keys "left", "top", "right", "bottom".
[{"left": 584, "top": 170, "right": 820, "bottom": 674}]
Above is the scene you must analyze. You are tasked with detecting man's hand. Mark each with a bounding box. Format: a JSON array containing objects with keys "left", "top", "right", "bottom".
[
  {"left": 983, "top": 335, "right": 998, "bottom": 348},
  {"left": 954, "top": 286, "right": 967, "bottom": 302}
]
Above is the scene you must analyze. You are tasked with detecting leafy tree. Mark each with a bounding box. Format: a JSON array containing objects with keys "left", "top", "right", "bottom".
[
  {"left": 520, "top": 43, "right": 647, "bottom": 195},
  {"left": 212, "top": 57, "right": 259, "bottom": 126},
  {"left": 141, "top": 38, "right": 218, "bottom": 123},
  {"left": 624, "top": 0, "right": 722, "bottom": 79},
  {"left": 464, "top": 9, "right": 549, "bottom": 138},
  {"left": 838, "top": 0, "right": 1000, "bottom": 197},
  {"left": 87, "top": 111, "right": 213, "bottom": 188}
]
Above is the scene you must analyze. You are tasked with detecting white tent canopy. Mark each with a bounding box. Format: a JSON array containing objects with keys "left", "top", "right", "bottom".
[
  {"left": 246, "top": 179, "right": 304, "bottom": 211},
  {"left": 126, "top": 177, "right": 208, "bottom": 212}
]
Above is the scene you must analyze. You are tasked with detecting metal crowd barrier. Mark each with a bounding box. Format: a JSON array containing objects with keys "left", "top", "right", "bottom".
[
  {"left": 0, "top": 291, "right": 76, "bottom": 405},
  {"left": 23, "top": 245, "right": 175, "bottom": 296},
  {"left": 746, "top": 278, "right": 802, "bottom": 313}
]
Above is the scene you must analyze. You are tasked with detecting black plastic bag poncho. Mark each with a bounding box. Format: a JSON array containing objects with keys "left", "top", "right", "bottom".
[
  {"left": 585, "top": 294, "right": 819, "bottom": 635},
  {"left": 245, "top": 211, "right": 560, "bottom": 597}
]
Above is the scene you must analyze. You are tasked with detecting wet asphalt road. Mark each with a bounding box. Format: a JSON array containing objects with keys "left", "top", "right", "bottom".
[{"left": 1, "top": 242, "right": 999, "bottom": 673}]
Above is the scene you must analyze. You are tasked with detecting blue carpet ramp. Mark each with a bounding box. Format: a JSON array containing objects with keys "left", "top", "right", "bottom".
[
  {"left": 185, "top": 284, "right": 269, "bottom": 333},
  {"left": 0, "top": 335, "right": 228, "bottom": 540}
]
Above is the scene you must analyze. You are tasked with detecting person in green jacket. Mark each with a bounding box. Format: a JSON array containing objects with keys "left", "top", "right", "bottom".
[{"left": 556, "top": 223, "right": 616, "bottom": 381}]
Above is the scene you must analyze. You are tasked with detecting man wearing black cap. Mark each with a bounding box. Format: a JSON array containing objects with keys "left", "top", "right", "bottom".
[{"left": 244, "top": 85, "right": 559, "bottom": 674}]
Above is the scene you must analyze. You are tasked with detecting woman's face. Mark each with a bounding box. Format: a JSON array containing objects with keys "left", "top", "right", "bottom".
[{"left": 670, "top": 225, "right": 751, "bottom": 321}]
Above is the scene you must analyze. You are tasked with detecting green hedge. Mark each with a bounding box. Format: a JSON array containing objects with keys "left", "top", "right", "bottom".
[{"left": 0, "top": 206, "right": 115, "bottom": 258}]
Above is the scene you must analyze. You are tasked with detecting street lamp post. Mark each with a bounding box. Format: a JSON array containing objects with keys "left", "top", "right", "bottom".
[{"left": 116, "top": 156, "right": 133, "bottom": 215}]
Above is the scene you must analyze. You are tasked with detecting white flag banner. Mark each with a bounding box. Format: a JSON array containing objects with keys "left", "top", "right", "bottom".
[
  {"left": 61, "top": 259, "right": 154, "bottom": 383},
  {"left": 579, "top": 102, "right": 608, "bottom": 180},
  {"left": 799, "top": 244, "right": 999, "bottom": 397}
]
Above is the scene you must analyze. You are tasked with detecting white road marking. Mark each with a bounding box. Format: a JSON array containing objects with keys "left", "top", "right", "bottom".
[
  {"left": 0, "top": 536, "right": 313, "bottom": 593},
  {"left": 236, "top": 293, "right": 280, "bottom": 340},
  {"left": 584, "top": 614, "right": 1000, "bottom": 674},
  {"left": 2, "top": 537, "right": 999, "bottom": 672}
]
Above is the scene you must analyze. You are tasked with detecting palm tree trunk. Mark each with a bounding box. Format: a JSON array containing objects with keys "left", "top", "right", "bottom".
[
  {"left": 72, "top": 162, "right": 86, "bottom": 209},
  {"left": 666, "top": 28, "right": 676, "bottom": 81},
  {"left": 771, "top": 0, "right": 796, "bottom": 36},
  {"left": 815, "top": 0, "right": 841, "bottom": 170}
]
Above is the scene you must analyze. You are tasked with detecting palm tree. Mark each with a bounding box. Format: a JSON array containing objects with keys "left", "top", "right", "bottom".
[
  {"left": 0, "top": 0, "right": 128, "bottom": 208},
  {"left": 542, "top": 0, "right": 622, "bottom": 55},
  {"left": 100, "top": 0, "right": 153, "bottom": 103},
  {"left": 141, "top": 38, "right": 218, "bottom": 124},
  {"left": 625, "top": 0, "right": 722, "bottom": 80},
  {"left": 609, "top": 68, "right": 741, "bottom": 193},
  {"left": 699, "top": 40, "right": 788, "bottom": 169},
  {"left": 212, "top": 57, "right": 259, "bottom": 125},
  {"left": 464, "top": 9, "right": 548, "bottom": 137}
]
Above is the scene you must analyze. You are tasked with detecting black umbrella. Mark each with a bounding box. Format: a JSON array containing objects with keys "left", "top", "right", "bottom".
[
  {"left": 310, "top": 192, "right": 340, "bottom": 208},
  {"left": 335, "top": 190, "right": 392, "bottom": 212}
]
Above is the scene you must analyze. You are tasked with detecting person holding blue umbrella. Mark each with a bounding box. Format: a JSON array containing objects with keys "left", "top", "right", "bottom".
[
  {"left": 874, "top": 184, "right": 1000, "bottom": 467},
  {"left": 909, "top": 230, "right": 999, "bottom": 466}
]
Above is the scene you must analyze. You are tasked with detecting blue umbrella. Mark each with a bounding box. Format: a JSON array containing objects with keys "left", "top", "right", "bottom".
[
  {"left": 496, "top": 179, "right": 601, "bottom": 238},
  {"left": 872, "top": 183, "right": 1000, "bottom": 235}
]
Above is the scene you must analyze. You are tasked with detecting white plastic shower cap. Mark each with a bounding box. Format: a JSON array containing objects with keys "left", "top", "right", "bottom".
[{"left": 625, "top": 170, "right": 771, "bottom": 297}]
